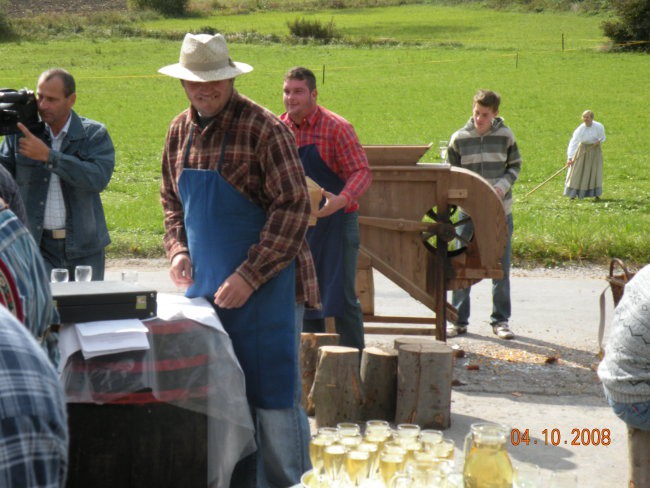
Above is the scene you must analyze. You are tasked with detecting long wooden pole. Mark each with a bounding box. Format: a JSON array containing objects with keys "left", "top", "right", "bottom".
[
  {"left": 523, "top": 142, "right": 597, "bottom": 199},
  {"left": 522, "top": 163, "right": 568, "bottom": 199}
]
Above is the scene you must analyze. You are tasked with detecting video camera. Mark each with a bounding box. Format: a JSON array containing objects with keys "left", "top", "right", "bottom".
[{"left": 0, "top": 88, "right": 44, "bottom": 136}]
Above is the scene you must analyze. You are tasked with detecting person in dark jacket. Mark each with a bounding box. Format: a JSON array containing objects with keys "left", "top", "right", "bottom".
[{"left": 0, "top": 68, "right": 115, "bottom": 279}]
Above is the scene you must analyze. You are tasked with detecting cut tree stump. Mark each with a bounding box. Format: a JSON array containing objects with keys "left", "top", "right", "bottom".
[
  {"left": 628, "top": 425, "right": 650, "bottom": 487},
  {"left": 360, "top": 347, "right": 398, "bottom": 421},
  {"left": 310, "top": 345, "right": 363, "bottom": 428},
  {"left": 300, "top": 333, "right": 339, "bottom": 415},
  {"left": 395, "top": 342, "right": 453, "bottom": 429},
  {"left": 394, "top": 336, "right": 445, "bottom": 350}
]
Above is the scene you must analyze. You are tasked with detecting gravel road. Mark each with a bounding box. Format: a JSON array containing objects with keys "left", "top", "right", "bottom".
[{"left": 107, "top": 258, "right": 619, "bottom": 399}]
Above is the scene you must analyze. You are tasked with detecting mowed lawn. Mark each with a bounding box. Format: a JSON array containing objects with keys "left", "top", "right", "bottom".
[{"left": 0, "top": 3, "right": 648, "bottom": 263}]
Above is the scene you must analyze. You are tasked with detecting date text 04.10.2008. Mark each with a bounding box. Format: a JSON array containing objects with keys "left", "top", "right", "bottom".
[{"left": 510, "top": 428, "right": 611, "bottom": 447}]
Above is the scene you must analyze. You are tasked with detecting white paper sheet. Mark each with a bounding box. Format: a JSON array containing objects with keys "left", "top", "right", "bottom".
[{"left": 152, "top": 293, "right": 226, "bottom": 333}]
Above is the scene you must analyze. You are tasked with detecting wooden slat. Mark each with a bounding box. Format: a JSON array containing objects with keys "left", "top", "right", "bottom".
[
  {"left": 364, "top": 325, "right": 436, "bottom": 336},
  {"left": 363, "top": 144, "right": 432, "bottom": 166},
  {"left": 358, "top": 216, "right": 438, "bottom": 233}
]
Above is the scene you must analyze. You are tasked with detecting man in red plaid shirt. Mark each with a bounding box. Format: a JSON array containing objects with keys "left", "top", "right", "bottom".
[{"left": 281, "top": 67, "right": 372, "bottom": 352}]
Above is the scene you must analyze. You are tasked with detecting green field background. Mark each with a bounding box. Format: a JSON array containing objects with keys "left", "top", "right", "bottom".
[{"left": 1, "top": 4, "right": 648, "bottom": 263}]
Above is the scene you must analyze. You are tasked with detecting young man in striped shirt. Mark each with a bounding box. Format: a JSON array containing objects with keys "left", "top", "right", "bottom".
[{"left": 446, "top": 89, "right": 522, "bottom": 340}]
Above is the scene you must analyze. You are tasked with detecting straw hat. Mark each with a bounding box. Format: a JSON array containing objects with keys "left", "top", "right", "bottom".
[{"left": 158, "top": 33, "right": 253, "bottom": 82}]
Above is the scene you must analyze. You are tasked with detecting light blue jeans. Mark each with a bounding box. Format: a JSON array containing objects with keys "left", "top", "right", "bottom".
[
  {"left": 230, "top": 304, "right": 312, "bottom": 488},
  {"left": 608, "top": 397, "right": 650, "bottom": 431},
  {"left": 452, "top": 213, "right": 513, "bottom": 326}
]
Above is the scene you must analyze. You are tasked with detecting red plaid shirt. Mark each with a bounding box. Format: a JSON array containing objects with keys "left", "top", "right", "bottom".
[
  {"left": 281, "top": 106, "right": 371, "bottom": 212},
  {"left": 160, "top": 90, "right": 320, "bottom": 308}
]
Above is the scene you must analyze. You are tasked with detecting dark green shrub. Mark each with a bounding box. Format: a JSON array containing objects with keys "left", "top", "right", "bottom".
[
  {"left": 129, "top": 0, "right": 189, "bottom": 16},
  {"left": 601, "top": 0, "right": 650, "bottom": 51},
  {"left": 0, "top": 0, "right": 14, "bottom": 40},
  {"left": 287, "top": 17, "right": 337, "bottom": 42}
]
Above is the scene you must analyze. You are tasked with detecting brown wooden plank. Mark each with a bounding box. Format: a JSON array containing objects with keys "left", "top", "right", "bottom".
[{"left": 363, "top": 144, "right": 432, "bottom": 166}]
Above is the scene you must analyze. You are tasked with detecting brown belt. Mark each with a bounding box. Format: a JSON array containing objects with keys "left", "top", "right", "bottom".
[{"left": 44, "top": 228, "right": 66, "bottom": 239}]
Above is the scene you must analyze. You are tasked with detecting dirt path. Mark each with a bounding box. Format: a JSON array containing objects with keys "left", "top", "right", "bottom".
[{"left": 4, "top": 0, "right": 127, "bottom": 17}]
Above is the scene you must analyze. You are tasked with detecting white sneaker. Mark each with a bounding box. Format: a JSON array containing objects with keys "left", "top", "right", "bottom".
[
  {"left": 492, "top": 323, "right": 514, "bottom": 340},
  {"left": 446, "top": 325, "right": 467, "bottom": 337}
]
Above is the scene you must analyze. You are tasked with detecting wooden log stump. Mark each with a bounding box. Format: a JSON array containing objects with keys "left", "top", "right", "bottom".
[
  {"left": 300, "top": 333, "right": 340, "bottom": 414},
  {"left": 395, "top": 342, "right": 453, "bottom": 429},
  {"left": 360, "top": 347, "right": 398, "bottom": 421},
  {"left": 394, "top": 336, "right": 444, "bottom": 350},
  {"left": 628, "top": 425, "right": 650, "bottom": 487},
  {"left": 310, "top": 345, "right": 363, "bottom": 428}
]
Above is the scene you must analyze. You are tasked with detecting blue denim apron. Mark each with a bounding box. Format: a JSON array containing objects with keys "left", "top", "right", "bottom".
[
  {"left": 178, "top": 128, "right": 296, "bottom": 409},
  {"left": 299, "top": 144, "right": 345, "bottom": 320}
]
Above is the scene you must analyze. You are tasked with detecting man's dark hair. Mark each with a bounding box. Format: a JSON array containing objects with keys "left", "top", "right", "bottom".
[
  {"left": 39, "top": 68, "right": 76, "bottom": 97},
  {"left": 473, "top": 89, "right": 501, "bottom": 112},
  {"left": 284, "top": 66, "right": 317, "bottom": 92}
]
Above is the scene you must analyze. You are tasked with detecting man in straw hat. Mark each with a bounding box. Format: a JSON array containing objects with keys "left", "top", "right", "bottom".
[{"left": 159, "top": 33, "right": 319, "bottom": 487}]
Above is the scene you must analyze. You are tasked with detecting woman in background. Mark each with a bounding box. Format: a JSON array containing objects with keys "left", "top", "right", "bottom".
[{"left": 564, "top": 109, "right": 606, "bottom": 200}]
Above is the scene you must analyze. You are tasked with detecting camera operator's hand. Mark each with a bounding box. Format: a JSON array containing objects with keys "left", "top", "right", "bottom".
[{"left": 17, "top": 122, "right": 50, "bottom": 163}]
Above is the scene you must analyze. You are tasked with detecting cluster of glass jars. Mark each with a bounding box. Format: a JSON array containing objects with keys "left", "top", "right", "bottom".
[
  {"left": 305, "top": 420, "right": 457, "bottom": 487},
  {"left": 303, "top": 421, "right": 578, "bottom": 487}
]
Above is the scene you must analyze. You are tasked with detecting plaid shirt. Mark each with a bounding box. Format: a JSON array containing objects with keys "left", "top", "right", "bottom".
[
  {"left": 281, "top": 105, "right": 371, "bottom": 212},
  {"left": 0, "top": 208, "right": 58, "bottom": 357},
  {"left": 0, "top": 305, "right": 68, "bottom": 488},
  {"left": 161, "top": 90, "right": 319, "bottom": 307}
]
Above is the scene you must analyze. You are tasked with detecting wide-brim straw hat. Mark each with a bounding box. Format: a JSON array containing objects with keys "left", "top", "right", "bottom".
[{"left": 158, "top": 33, "right": 253, "bottom": 82}]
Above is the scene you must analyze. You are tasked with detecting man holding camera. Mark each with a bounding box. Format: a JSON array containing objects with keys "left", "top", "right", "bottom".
[{"left": 0, "top": 68, "right": 115, "bottom": 279}]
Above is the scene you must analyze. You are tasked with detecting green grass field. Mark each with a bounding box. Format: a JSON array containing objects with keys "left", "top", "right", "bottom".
[{"left": 1, "top": 3, "right": 648, "bottom": 264}]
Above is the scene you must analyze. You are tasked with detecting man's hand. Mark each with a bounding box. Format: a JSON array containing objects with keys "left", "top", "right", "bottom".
[
  {"left": 17, "top": 123, "right": 50, "bottom": 162},
  {"left": 214, "top": 272, "right": 254, "bottom": 309},
  {"left": 567, "top": 158, "right": 574, "bottom": 167},
  {"left": 169, "top": 253, "right": 194, "bottom": 288},
  {"left": 316, "top": 191, "right": 348, "bottom": 218},
  {"left": 494, "top": 186, "right": 505, "bottom": 199}
]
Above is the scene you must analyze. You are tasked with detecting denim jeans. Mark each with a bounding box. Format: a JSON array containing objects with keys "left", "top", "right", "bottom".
[
  {"left": 608, "top": 397, "right": 650, "bottom": 431},
  {"left": 303, "top": 212, "right": 365, "bottom": 351},
  {"left": 452, "top": 212, "right": 513, "bottom": 326},
  {"left": 230, "top": 304, "right": 312, "bottom": 488},
  {"left": 40, "top": 234, "right": 105, "bottom": 280}
]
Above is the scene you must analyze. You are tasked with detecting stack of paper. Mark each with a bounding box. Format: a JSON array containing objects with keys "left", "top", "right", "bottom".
[{"left": 72, "top": 319, "right": 150, "bottom": 360}]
